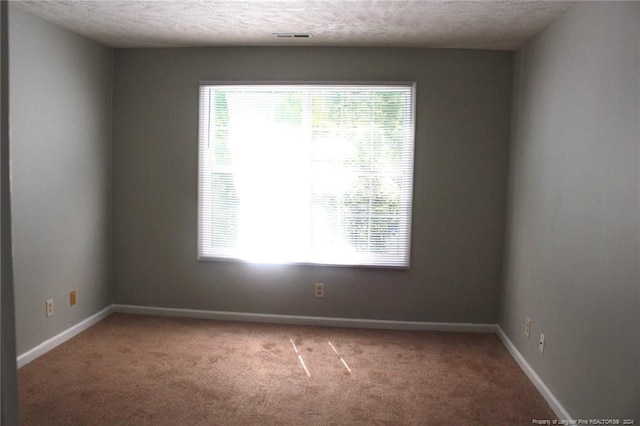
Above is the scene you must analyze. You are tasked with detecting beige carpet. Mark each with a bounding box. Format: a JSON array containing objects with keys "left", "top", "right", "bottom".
[{"left": 19, "top": 314, "right": 555, "bottom": 425}]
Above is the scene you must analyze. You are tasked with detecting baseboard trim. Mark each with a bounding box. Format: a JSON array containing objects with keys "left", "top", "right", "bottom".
[
  {"left": 17, "top": 305, "right": 114, "bottom": 368},
  {"left": 112, "top": 304, "right": 498, "bottom": 333},
  {"left": 496, "top": 326, "right": 572, "bottom": 420}
]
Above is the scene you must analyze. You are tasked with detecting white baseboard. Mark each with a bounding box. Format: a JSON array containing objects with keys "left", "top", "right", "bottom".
[
  {"left": 112, "top": 304, "right": 498, "bottom": 333},
  {"left": 496, "top": 326, "right": 572, "bottom": 420},
  {"left": 17, "top": 305, "right": 114, "bottom": 368}
]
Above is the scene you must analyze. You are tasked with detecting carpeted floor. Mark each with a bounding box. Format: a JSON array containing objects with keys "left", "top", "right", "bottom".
[{"left": 19, "top": 313, "right": 555, "bottom": 425}]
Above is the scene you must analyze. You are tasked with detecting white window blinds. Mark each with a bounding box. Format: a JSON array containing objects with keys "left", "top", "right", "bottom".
[{"left": 198, "top": 83, "right": 415, "bottom": 268}]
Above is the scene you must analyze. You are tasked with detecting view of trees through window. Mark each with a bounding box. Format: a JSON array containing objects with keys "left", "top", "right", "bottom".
[{"left": 199, "top": 83, "right": 415, "bottom": 267}]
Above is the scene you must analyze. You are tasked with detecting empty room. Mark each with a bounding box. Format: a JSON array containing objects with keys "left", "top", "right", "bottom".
[{"left": 0, "top": 0, "right": 638, "bottom": 424}]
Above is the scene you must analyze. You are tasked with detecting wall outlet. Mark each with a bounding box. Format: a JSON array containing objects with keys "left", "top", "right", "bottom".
[
  {"left": 46, "top": 299, "right": 54, "bottom": 317},
  {"left": 539, "top": 333, "right": 545, "bottom": 353},
  {"left": 314, "top": 283, "right": 325, "bottom": 298},
  {"left": 525, "top": 318, "right": 531, "bottom": 338},
  {"left": 70, "top": 290, "right": 77, "bottom": 306}
]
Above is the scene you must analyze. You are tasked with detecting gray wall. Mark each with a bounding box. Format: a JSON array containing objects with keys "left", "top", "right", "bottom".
[
  {"left": 112, "top": 47, "right": 512, "bottom": 323},
  {"left": 1, "top": 1, "right": 19, "bottom": 423},
  {"left": 9, "top": 7, "right": 113, "bottom": 355},
  {"left": 500, "top": 2, "right": 639, "bottom": 420}
]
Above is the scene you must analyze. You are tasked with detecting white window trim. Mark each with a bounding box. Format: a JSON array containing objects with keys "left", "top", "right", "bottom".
[{"left": 197, "top": 81, "right": 416, "bottom": 269}]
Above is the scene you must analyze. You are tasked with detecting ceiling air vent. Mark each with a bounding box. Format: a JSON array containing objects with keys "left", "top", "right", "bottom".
[{"left": 273, "top": 33, "right": 312, "bottom": 39}]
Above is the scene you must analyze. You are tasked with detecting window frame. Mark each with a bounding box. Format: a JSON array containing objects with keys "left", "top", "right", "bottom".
[{"left": 197, "top": 81, "right": 417, "bottom": 269}]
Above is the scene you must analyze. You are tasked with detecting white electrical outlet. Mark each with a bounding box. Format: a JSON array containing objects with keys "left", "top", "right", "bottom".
[
  {"left": 525, "top": 318, "right": 531, "bottom": 338},
  {"left": 46, "top": 299, "right": 54, "bottom": 317},
  {"left": 539, "top": 333, "right": 545, "bottom": 353},
  {"left": 314, "top": 283, "right": 325, "bottom": 298}
]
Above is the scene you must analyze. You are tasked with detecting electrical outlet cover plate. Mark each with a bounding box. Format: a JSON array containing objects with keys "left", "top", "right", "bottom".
[
  {"left": 314, "top": 283, "right": 325, "bottom": 298},
  {"left": 46, "top": 299, "right": 54, "bottom": 317},
  {"left": 539, "top": 333, "right": 545, "bottom": 353},
  {"left": 525, "top": 318, "right": 531, "bottom": 338}
]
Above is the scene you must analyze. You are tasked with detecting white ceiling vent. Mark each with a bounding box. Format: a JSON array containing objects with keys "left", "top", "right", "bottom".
[{"left": 273, "top": 33, "right": 312, "bottom": 39}]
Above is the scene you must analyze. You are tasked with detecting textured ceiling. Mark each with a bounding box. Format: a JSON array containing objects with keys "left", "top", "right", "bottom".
[{"left": 10, "top": 0, "right": 574, "bottom": 50}]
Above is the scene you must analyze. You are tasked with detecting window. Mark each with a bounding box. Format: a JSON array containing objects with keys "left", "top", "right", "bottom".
[{"left": 198, "top": 82, "right": 415, "bottom": 268}]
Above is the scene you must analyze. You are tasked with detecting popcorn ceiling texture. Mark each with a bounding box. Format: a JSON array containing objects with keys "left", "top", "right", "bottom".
[{"left": 12, "top": 0, "right": 573, "bottom": 50}]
